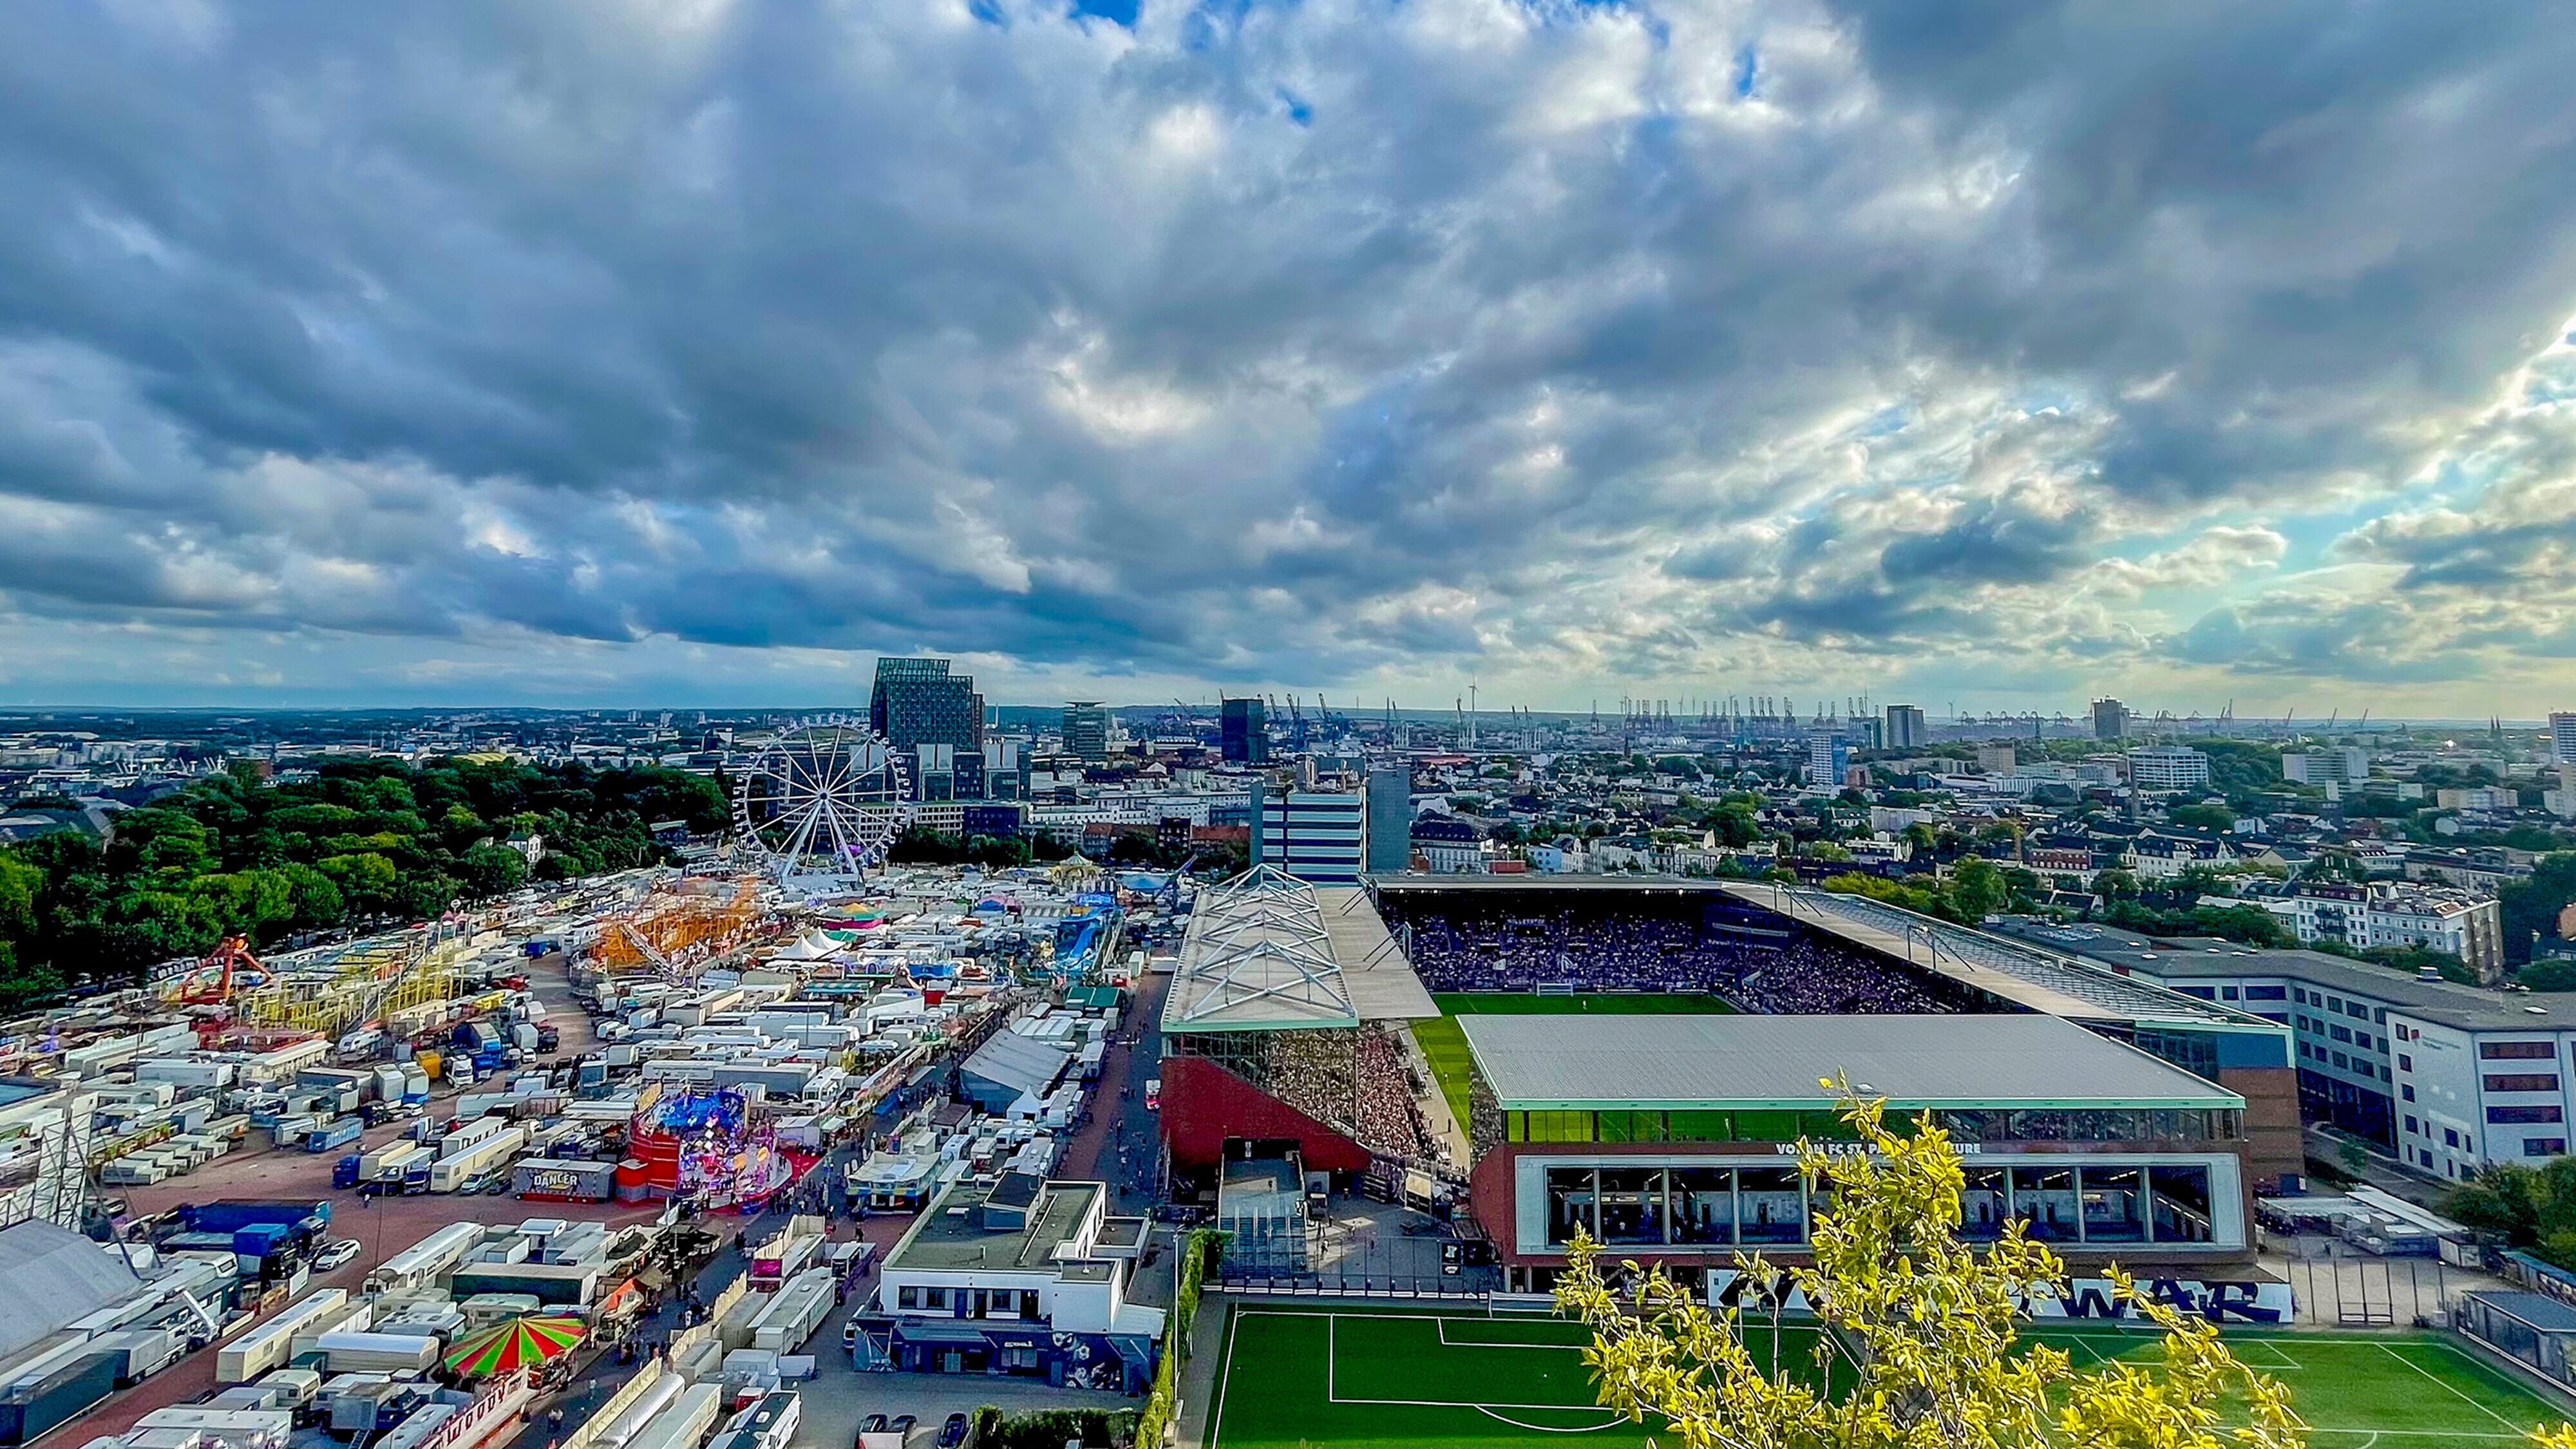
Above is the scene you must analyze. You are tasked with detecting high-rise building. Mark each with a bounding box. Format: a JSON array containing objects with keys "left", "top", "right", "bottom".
[
  {"left": 1061, "top": 701, "right": 1110, "bottom": 762},
  {"left": 870, "top": 658, "right": 985, "bottom": 752},
  {"left": 1806, "top": 734, "right": 1850, "bottom": 785},
  {"left": 2092, "top": 697, "right": 2129, "bottom": 741},
  {"left": 2551, "top": 711, "right": 2576, "bottom": 766},
  {"left": 1366, "top": 764, "right": 1413, "bottom": 875},
  {"left": 1250, "top": 782, "right": 1364, "bottom": 884},
  {"left": 1884, "top": 704, "right": 1927, "bottom": 750},
  {"left": 1220, "top": 696, "right": 1269, "bottom": 765}
]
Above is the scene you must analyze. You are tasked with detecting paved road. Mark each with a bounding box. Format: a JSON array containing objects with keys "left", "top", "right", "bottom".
[{"left": 1059, "top": 968, "right": 1171, "bottom": 1215}]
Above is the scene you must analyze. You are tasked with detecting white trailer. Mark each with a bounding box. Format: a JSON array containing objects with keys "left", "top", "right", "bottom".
[
  {"left": 314, "top": 1331, "right": 440, "bottom": 1374},
  {"left": 625, "top": 1383, "right": 722, "bottom": 1449},
  {"left": 430, "top": 1127, "right": 527, "bottom": 1191},
  {"left": 748, "top": 1270, "right": 833, "bottom": 1352},
  {"left": 363, "top": 1222, "right": 485, "bottom": 1296},
  {"left": 215, "top": 1289, "right": 348, "bottom": 1384}
]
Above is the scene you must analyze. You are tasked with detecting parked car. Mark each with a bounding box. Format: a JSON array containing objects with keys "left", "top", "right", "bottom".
[
  {"left": 888, "top": 1416, "right": 917, "bottom": 1443},
  {"left": 858, "top": 1416, "right": 888, "bottom": 1444},
  {"left": 313, "top": 1238, "right": 363, "bottom": 1272},
  {"left": 484, "top": 1175, "right": 511, "bottom": 1195},
  {"left": 937, "top": 1414, "right": 969, "bottom": 1449}
]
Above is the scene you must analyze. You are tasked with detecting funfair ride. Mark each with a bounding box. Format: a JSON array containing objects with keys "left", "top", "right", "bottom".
[
  {"left": 730, "top": 715, "right": 918, "bottom": 891},
  {"left": 623, "top": 1082, "right": 795, "bottom": 1209},
  {"left": 587, "top": 878, "right": 767, "bottom": 981}
]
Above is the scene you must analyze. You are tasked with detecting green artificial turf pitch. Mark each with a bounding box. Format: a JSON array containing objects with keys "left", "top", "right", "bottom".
[
  {"left": 1208, "top": 1307, "right": 2562, "bottom": 1449},
  {"left": 1208, "top": 1305, "right": 1844, "bottom": 1449},
  {"left": 1412, "top": 992, "right": 1738, "bottom": 1129},
  {"left": 2024, "top": 1323, "right": 2561, "bottom": 1448}
]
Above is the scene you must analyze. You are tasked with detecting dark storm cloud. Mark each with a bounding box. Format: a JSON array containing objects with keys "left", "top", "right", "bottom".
[{"left": 0, "top": 0, "right": 2573, "bottom": 698}]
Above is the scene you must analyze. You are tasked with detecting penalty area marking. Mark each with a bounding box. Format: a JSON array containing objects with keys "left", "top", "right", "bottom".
[{"left": 1475, "top": 1408, "right": 1633, "bottom": 1434}]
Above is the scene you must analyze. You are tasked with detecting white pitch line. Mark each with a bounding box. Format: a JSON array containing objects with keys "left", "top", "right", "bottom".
[
  {"left": 1473, "top": 1407, "right": 1629, "bottom": 1434},
  {"left": 2376, "top": 1345, "right": 2520, "bottom": 1431},
  {"left": 1208, "top": 1307, "right": 1244, "bottom": 1449}
]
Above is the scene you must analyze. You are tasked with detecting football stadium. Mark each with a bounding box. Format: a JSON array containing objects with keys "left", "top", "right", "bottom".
[{"left": 1163, "top": 872, "right": 2562, "bottom": 1449}]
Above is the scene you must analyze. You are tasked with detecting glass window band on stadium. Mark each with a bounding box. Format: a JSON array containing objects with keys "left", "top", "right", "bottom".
[
  {"left": 1519, "top": 1155, "right": 2237, "bottom": 1253},
  {"left": 1494, "top": 1107, "right": 2243, "bottom": 1145}
]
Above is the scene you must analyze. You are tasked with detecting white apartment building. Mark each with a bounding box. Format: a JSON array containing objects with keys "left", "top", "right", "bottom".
[
  {"left": 2281, "top": 747, "right": 2369, "bottom": 785},
  {"left": 2552, "top": 711, "right": 2576, "bottom": 766},
  {"left": 2436, "top": 786, "right": 2520, "bottom": 811},
  {"left": 2127, "top": 747, "right": 2211, "bottom": 791},
  {"left": 2274, "top": 882, "right": 2503, "bottom": 982}
]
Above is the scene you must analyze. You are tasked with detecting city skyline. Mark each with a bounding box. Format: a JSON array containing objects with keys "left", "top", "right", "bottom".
[{"left": 4, "top": 5, "right": 2576, "bottom": 713}]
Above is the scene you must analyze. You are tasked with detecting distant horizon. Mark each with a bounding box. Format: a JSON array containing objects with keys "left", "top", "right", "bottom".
[{"left": 0, "top": 700, "right": 2555, "bottom": 734}]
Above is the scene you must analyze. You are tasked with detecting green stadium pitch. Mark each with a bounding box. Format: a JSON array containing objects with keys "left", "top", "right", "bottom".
[
  {"left": 1412, "top": 992, "right": 1738, "bottom": 1132},
  {"left": 2024, "top": 1323, "right": 2562, "bottom": 1447},
  {"left": 1206, "top": 1305, "right": 2566, "bottom": 1449},
  {"left": 1206, "top": 1305, "right": 1845, "bottom": 1449}
]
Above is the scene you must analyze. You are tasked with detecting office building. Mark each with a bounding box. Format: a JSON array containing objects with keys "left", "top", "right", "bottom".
[
  {"left": 2553, "top": 712, "right": 2576, "bottom": 766},
  {"left": 1220, "top": 697, "right": 1269, "bottom": 765},
  {"left": 1251, "top": 782, "right": 1365, "bottom": 884},
  {"left": 1884, "top": 704, "right": 1927, "bottom": 750},
  {"left": 1975, "top": 744, "right": 2016, "bottom": 775},
  {"left": 1365, "top": 764, "right": 1413, "bottom": 875},
  {"left": 2128, "top": 746, "right": 2210, "bottom": 791},
  {"left": 861, "top": 1174, "right": 1162, "bottom": 1388},
  {"left": 1061, "top": 702, "right": 1110, "bottom": 762},
  {"left": 870, "top": 658, "right": 985, "bottom": 752},
  {"left": 2092, "top": 697, "right": 2129, "bottom": 741}
]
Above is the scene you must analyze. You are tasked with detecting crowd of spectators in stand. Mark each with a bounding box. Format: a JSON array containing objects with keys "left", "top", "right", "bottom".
[
  {"left": 1381, "top": 900, "right": 1967, "bottom": 1015},
  {"left": 1255, "top": 1026, "right": 1434, "bottom": 1160}
]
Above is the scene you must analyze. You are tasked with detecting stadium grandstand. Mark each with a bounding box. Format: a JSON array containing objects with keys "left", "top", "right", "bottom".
[
  {"left": 1368, "top": 876, "right": 2299, "bottom": 1193},
  {"left": 1157, "top": 866, "right": 1446, "bottom": 1195}
]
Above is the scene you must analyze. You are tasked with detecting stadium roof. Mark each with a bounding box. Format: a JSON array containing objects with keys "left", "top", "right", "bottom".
[
  {"left": 1984, "top": 918, "right": 2576, "bottom": 1033},
  {"left": 1164, "top": 865, "right": 1435, "bottom": 1033},
  {"left": 1721, "top": 883, "right": 2282, "bottom": 1035},
  {"left": 1457, "top": 1014, "right": 2245, "bottom": 1113}
]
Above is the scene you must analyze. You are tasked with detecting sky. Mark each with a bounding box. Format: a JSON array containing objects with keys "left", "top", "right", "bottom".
[{"left": 5, "top": 1, "right": 2576, "bottom": 717}]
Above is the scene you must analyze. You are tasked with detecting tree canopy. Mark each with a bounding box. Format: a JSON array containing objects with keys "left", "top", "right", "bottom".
[
  {"left": 1558, "top": 1086, "right": 2322, "bottom": 1449},
  {"left": 0, "top": 757, "right": 726, "bottom": 1007}
]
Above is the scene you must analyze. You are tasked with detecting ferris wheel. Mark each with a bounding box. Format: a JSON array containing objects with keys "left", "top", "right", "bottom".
[{"left": 730, "top": 714, "right": 918, "bottom": 886}]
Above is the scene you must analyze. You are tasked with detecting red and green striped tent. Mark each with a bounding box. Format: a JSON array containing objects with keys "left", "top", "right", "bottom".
[{"left": 442, "top": 1314, "right": 588, "bottom": 1377}]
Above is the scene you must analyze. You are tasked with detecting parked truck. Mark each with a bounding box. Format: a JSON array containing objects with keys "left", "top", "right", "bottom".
[
  {"left": 428, "top": 1127, "right": 526, "bottom": 1192},
  {"left": 357, "top": 1142, "right": 428, "bottom": 1191},
  {"left": 86, "top": 1327, "right": 184, "bottom": 1387}
]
